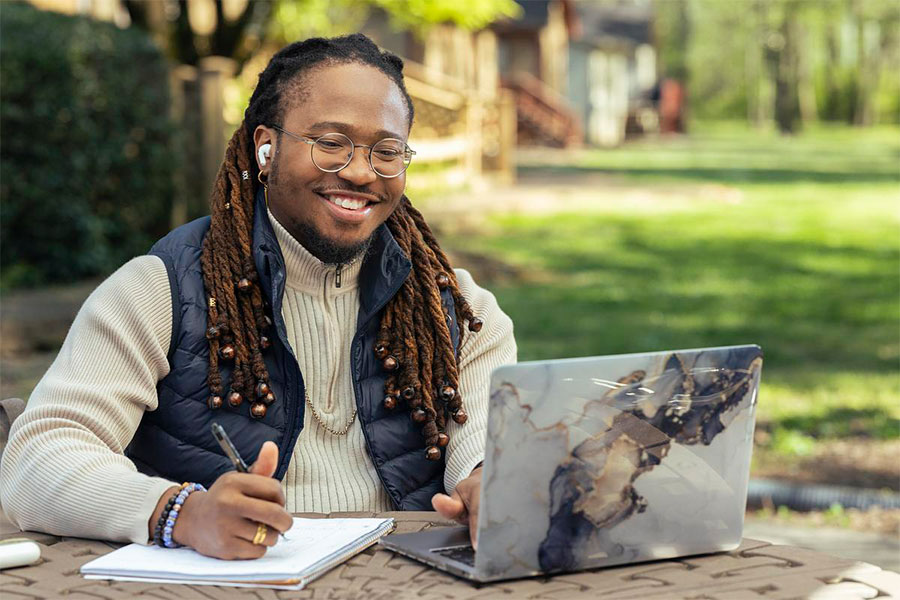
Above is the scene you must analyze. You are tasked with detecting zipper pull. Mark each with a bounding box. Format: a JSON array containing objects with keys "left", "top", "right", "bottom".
[{"left": 335, "top": 264, "right": 342, "bottom": 288}]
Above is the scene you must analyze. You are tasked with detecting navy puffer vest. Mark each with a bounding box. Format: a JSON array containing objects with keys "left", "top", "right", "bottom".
[{"left": 125, "top": 192, "right": 459, "bottom": 509}]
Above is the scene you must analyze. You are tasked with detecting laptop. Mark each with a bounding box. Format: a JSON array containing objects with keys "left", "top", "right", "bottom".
[{"left": 380, "top": 344, "right": 763, "bottom": 582}]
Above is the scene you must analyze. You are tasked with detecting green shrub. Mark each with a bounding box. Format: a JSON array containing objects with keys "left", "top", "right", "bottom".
[{"left": 0, "top": 2, "right": 175, "bottom": 288}]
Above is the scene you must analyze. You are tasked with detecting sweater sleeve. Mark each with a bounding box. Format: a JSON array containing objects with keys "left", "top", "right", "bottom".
[
  {"left": 443, "top": 268, "right": 517, "bottom": 495},
  {"left": 0, "top": 255, "right": 178, "bottom": 544}
]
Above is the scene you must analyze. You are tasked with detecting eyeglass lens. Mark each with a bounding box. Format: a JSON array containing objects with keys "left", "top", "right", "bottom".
[{"left": 311, "top": 133, "right": 411, "bottom": 177}]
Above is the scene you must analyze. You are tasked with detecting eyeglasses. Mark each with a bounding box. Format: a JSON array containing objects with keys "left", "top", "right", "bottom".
[{"left": 273, "top": 126, "right": 416, "bottom": 178}]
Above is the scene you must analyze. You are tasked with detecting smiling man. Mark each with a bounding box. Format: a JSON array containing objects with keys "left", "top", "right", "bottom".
[{"left": 0, "top": 34, "right": 515, "bottom": 559}]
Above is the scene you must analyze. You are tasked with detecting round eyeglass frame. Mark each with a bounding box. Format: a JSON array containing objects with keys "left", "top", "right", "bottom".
[{"left": 272, "top": 126, "right": 415, "bottom": 179}]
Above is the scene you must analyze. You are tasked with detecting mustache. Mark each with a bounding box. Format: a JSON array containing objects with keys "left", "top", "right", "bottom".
[{"left": 312, "top": 183, "right": 388, "bottom": 203}]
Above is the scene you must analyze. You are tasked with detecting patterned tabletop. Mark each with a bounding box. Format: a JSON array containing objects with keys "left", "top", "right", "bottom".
[{"left": 2, "top": 511, "right": 898, "bottom": 599}]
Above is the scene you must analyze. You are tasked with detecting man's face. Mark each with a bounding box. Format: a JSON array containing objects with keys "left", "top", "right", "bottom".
[{"left": 254, "top": 62, "right": 410, "bottom": 264}]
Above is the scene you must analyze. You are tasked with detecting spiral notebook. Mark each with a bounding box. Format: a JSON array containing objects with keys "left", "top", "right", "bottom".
[{"left": 81, "top": 517, "right": 394, "bottom": 590}]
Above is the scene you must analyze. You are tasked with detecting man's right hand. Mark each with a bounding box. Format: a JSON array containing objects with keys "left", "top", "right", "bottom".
[{"left": 156, "top": 441, "right": 294, "bottom": 559}]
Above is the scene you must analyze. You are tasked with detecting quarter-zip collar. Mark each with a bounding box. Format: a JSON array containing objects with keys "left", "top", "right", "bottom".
[
  {"left": 249, "top": 187, "right": 410, "bottom": 315},
  {"left": 265, "top": 208, "right": 365, "bottom": 296}
]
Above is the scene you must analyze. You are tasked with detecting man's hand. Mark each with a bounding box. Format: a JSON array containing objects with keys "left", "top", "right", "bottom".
[
  {"left": 431, "top": 466, "right": 483, "bottom": 549},
  {"left": 151, "top": 441, "right": 293, "bottom": 559}
]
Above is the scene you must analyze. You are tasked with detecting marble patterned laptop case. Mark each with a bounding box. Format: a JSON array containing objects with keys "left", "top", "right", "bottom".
[{"left": 476, "top": 345, "right": 763, "bottom": 580}]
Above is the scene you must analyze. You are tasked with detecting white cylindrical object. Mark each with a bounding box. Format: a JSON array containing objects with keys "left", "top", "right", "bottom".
[{"left": 0, "top": 539, "right": 41, "bottom": 570}]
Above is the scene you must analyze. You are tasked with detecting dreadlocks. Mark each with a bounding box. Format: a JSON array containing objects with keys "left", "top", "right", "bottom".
[{"left": 200, "top": 34, "right": 482, "bottom": 460}]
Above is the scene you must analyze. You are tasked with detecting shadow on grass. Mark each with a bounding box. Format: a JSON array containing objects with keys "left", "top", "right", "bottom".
[
  {"left": 762, "top": 407, "right": 900, "bottom": 440},
  {"left": 451, "top": 221, "right": 898, "bottom": 374}
]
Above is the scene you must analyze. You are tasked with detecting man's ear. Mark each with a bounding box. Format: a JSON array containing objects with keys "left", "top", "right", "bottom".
[{"left": 253, "top": 125, "right": 276, "bottom": 171}]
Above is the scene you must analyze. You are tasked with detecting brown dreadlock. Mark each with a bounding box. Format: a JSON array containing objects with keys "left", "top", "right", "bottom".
[{"left": 200, "top": 34, "right": 482, "bottom": 460}]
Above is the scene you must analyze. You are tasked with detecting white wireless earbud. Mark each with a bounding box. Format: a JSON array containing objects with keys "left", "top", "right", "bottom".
[{"left": 258, "top": 143, "right": 272, "bottom": 167}]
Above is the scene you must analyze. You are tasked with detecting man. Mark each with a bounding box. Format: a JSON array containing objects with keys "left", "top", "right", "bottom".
[{"left": 0, "top": 34, "right": 515, "bottom": 559}]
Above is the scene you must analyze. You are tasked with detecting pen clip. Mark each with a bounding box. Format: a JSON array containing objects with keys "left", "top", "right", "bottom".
[{"left": 211, "top": 422, "right": 250, "bottom": 472}]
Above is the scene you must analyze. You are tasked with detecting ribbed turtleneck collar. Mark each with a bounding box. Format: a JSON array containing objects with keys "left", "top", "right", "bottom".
[{"left": 267, "top": 208, "right": 365, "bottom": 295}]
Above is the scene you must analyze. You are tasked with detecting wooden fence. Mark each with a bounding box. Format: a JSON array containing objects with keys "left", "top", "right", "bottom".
[{"left": 403, "top": 61, "right": 516, "bottom": 191}]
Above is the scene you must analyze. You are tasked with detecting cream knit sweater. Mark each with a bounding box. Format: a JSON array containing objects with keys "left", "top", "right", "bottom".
[{"left": 0, "top": 212, "right": 516, "bottom": 544}]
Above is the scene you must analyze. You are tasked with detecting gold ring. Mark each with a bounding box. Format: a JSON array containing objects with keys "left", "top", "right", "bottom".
[{"left": 252, "top": 523, "right": 267, "bottom": 545}]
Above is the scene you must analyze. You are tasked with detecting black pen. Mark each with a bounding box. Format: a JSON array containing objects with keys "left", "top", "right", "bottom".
[
  {"left": 211, "top": 422, "right": 249, "bottom": 472},
  {"left": 211, "top": 422, "right": 288, "bottom": 540}
]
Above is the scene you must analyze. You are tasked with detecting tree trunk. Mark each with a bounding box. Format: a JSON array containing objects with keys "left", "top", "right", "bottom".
[
  {"left": 853, "top": 15, "right": 877, "bottom": 126},
  {"left": 797, "top": 20, "right": 818, "bottom": 123},
  {"left": 822, "top": 19, "right": 842, "bottom": 121},
  {"left": 749, "top": 0, "right": 773, "bottom": 127},
  {"left": 746, "top": 1, "right": 761, "bottom": 126},
  {"left": 772, "top": 2, "right": 801, "bottom": 134}
]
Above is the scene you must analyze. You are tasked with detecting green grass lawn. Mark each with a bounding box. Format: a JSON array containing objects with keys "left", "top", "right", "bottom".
[{"left": 442, "top": 123, "right": 900, "bottom": 456}]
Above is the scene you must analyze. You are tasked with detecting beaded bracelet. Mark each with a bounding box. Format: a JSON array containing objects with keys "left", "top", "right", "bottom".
[
  {"left": 154, "top": 482, "right": 207, "bottom": 548},
  {"left": 162, "top": 482, "right": 206, "bottom": 548},
  {"left": 153, "top": 484, "right": 187, "bottom": 547}
]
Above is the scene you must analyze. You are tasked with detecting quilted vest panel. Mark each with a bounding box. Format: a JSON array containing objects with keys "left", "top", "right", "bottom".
[{"left": 125, "top": 192, "right": 459, "bottom": 509}]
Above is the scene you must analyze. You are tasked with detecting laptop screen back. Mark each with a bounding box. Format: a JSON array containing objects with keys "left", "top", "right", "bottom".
[{"left": 475, "top": 345, "right": 763, "bottom": 580}]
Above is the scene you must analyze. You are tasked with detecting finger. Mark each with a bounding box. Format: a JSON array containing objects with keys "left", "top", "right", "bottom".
[
  {"left": 454, "top": 482, "right": 480, "bottom": 550},
  {"left": 431, "top": 492, "right": 467, "bottom": 523},
  {"left": 468, "top": 503, "right": 479, "bottom": 551},
  {"left": 249, "top": 441, "right": 279, "bottom": 477},
  {"left": 226, "top": 536, "right": 269, "bottom": 560},
  {"left": 236, "top": 518, "right": 280, "bottom": 547},
  {"left": 232, "top": 472, "right": 286, "bottom": 505},
  {"left": 237, "top": 496, "right": 294, "bottom": 534}
]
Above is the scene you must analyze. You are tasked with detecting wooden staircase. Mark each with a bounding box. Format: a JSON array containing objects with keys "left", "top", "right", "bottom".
[{"left": 502, "top": 72, "right": 581, "bottom": 148}]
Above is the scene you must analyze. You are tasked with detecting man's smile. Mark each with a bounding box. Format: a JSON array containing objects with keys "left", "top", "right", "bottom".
[{"left": 315, "top": 190, "right": 380, "bottom": 224}]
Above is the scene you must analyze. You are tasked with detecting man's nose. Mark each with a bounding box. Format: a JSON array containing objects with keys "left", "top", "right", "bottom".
[{"left": 338, "top": 147, "right": 378, "bottom": 186}]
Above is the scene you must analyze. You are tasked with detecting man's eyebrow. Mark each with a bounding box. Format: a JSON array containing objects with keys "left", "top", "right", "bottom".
[{"left": 306, "top": 121, "right": 404, "bottom": 140}]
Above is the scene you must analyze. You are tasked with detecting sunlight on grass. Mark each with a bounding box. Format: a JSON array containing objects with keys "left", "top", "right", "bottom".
[{"left": 446, "top": 124, "right": 900, "bottom": 449}]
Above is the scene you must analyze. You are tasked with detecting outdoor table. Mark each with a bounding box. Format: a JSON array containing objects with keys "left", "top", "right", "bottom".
[{"left": 2, "top": 510, "right": 898, "bottom": 599}]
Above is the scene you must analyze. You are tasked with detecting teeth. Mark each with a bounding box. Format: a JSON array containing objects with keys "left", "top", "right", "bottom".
[{"left": 327, "top": 195, "right": 367, "bottom": 210}]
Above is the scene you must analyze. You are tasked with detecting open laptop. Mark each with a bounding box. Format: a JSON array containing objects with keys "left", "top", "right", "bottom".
[{"left": 380, "top": 344, "right": 763, "bottom": 582}]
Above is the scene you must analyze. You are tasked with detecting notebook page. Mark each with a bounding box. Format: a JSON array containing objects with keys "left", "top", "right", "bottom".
[{"left": 81, "top": 517, "right": 392, "bottom": 582}]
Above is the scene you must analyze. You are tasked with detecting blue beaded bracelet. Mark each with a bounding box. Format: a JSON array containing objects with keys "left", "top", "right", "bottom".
[{"left": 161, "top": 482, "right": 206, "bottom": 548}]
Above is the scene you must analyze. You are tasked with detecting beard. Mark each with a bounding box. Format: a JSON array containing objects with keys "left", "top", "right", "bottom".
[
  {"left": 291, "top": 220, "right": 374, "bottom": 265},
  {"left": 267, "top": 157, "right": 376, "bottom": 265}
]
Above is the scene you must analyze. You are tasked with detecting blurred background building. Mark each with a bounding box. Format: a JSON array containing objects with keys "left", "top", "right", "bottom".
[
  {"left": 22, "top": 0, "right": 897, "bottom": 211},
  {"left": 22, "top": 0, "right": 670, "bottom": 208}
]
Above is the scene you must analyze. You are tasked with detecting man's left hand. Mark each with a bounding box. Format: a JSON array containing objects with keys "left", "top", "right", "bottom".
[{"left": 431, "top": 466, "right": 482, "bottom": 549}]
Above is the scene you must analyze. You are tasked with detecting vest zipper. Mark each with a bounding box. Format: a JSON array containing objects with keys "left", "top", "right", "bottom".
[{"left": 335, "top": 264, "right": 342, "bottom": 288}]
